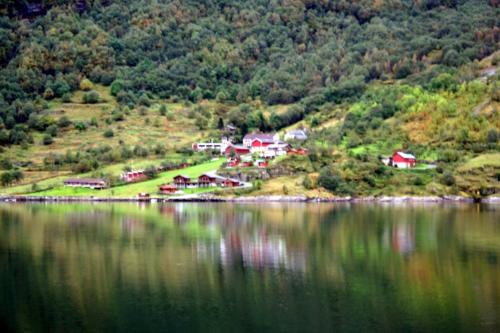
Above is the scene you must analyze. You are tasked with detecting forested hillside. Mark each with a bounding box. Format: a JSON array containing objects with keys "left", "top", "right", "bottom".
[
  {"left": 0, "top": 0, "right": 498, "bottom": 197},
  {"left": 1, "top": 1, "right": 499, "bottom": 114}
]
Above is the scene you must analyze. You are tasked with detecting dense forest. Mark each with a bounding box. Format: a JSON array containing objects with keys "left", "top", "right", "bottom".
[{"left": 0, "top": 0, "right": 498, "bottom": 144}]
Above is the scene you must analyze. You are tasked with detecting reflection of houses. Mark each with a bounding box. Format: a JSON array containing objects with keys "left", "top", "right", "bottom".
[
  {"left": 220, "top": 233, "right": 306, "bottom": 272},
  {"left": 391, "top": 224, "right": 415, "bottom": 254},
  {"left": 382, "top": 151, "right": 417, "bottom": 169},
  {"left": 63, "top": 178, "right": 108, "bottom": 189}
]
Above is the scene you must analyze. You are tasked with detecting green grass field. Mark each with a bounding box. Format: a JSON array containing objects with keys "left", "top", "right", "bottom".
[{"left": 26, "top": 158, "right": 225, "bottom": 197}]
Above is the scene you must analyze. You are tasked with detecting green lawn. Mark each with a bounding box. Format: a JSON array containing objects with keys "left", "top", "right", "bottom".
[{"left": 25, "top": 158, "right": 225, "bottom": 197}]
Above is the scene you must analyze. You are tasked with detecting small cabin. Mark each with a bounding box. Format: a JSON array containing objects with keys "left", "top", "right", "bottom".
[
  {"left": 173, "top": 175, "right": 191, "bottom": 188},
  {"left": 159, "top": 185, "right": 177, "bottom": 194},
  {"left": 198, "top": 173, "right": 225, "bottom": 187},
  {"left": 223, "top": 178, "right": 241, "bottom": 187}
]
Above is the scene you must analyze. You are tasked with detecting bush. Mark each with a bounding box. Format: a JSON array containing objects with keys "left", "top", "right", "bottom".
[
  {"left": 110, "top": 80, "right": 124, "bottom": 96},
  {"left": 159, "top": 105, "right": 167, "bottom": 116},
  {"left": 42, "top": 134, "right": 53, "bottom": 145},
  {"left": 138, "top": 94, "right": 151, "bottom": 107},
  {"left": 58, "top": 116, "right": 72, "bottom": 128},
  {"left": 318, "top": 168, "right": 341, "bottom": 192},
  {"left": 46, "top": 125, "right": 58, "bottom": 137},
  {"left": 74, "top": 121, "right": 87, "bottom": 132},
  {"left": 61, "top": 93, "right": 72, "bottom": 103},
  {"left": 303, "top": 174, "right": 314, "bottom": 189},
  {"left": 441, "top": 172, "right": 456, "bottom": 186},
  {"left": 144, "top": 165, "right": 158, "bottom": 179},
  {"left": 82, "top": 90, "right": 100, "bottom": 104},
  {"left": 79, "top": 79, "right": 94, "bottom": 91},
  {"left": 112, "top": 110, "right": 125, "bottom": 121},
  {"left": 103, "top": 129, "right": 114, "bottom": 138}
]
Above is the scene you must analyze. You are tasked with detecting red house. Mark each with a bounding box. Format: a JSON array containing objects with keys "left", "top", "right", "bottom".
[
  {"left": 159, "top": 184, "right": 177, "bottom": 194},
  {"left": 225, "top": 145, "right": 251, "bottom": 157},
  {"left": 121, "top": 170, "right": 146, "bottom": 182},
  {"left": 198, "top": 173, "right": 225, "bottom": 187},
  {"left": 223, "top": 178, "right": 241, "bottom": 187},
  {"left": 173, "top": 175, "right": 191, "bottom": 188},
  {"left": 392, "top": 151, "right": 416, "bottom": 169}
]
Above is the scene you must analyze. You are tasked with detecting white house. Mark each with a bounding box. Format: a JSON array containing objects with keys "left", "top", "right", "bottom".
[
  {"left": 284, "top": 129, "right": 308, "bottom": 141},
  {"left": 192, "top": 137, "right": 232, "bottom": 155}
]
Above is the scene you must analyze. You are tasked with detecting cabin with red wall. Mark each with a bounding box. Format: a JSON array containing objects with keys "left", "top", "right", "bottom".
[
  {"left": 173, "top": 175, "right": 191, "bottom": 188},
  {"left": 159, "top": 185, "right": 177, "bottom": 194}
]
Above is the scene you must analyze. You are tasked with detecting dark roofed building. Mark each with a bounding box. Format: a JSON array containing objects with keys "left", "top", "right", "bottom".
[{"left": 63, "top": 178, "right": 107, "bottom": 189}]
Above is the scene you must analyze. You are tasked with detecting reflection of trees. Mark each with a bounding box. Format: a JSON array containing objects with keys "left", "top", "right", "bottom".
[{"left": 0, "top": 203, "right": 499, "bottom": 332}]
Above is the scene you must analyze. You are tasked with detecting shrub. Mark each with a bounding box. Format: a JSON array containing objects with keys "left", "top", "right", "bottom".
[
  {"left": 46, "top": 125, "right": 58, "bottom": 137},
  {"left": 58, "top": 116, "right": 72, "bottom": 128},
  {"left": 441, "top": 172, "right": 456, "bottom": 186},
  {"left": 159, "top": 104, "right": 167, "bottom": 116},
  {"left": 82, "top": 90, "right": 100, "bottom": 104},
  {"left": 90, "top": 117, "right": 99, "bottom": 127},
  {"left": 413, "top": 176, "right": 424, "bottom": 186},
  {"left": 110, "top": 80, "right": 124, "bottom": 96},
  {"left": 103, "top": 129, "right": 114, "bottom": 138},
  {"left": 318, "top": 168, "right": 341, "bottom": 192},
  {"left": 112, "top": 110, "right": 125, "bottom": 121},
  {"left": 42, "top": 134, "right": 53, "bottom": 145},
  {"left": 74, "top": 121, "right": 87, "bottom": 132},
  {"left": 79, "top": 79, "right": 94, "bottom": 91},
  {"left": 144, "top": 165, "right": 158, "bottom": 179},
  {"left": 61, "top": 93, "right": 72, "bottom": 103},
  {"left": 138, "top": 94, "right": 151, "bottom": 107}
]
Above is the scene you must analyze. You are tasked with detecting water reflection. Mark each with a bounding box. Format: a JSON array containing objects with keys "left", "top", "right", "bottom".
[{"left": 0, "top": 203, "right": 499, "bottom": 332}]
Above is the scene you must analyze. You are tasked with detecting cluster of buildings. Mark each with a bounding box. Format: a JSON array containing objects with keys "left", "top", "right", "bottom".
[
  {"left": 159, "top": 172, "right": 243, "bottom": 194},
  {"left": 193, "top": 129, "right": 309, "bottom": 168}
]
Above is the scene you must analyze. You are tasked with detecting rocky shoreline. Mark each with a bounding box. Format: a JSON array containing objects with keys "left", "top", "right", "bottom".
[{"left": 1, "top": 194, "right": 498, "bottom": 204}]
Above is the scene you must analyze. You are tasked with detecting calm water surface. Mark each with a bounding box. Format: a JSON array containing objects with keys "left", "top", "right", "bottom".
[{"left": 0, "top": 203, "right": 499, "bottom": 332}]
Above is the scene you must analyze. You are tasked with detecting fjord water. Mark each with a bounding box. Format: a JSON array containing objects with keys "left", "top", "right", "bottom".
[{"left": 0, "top": 203, "right": 499, "bottom": 332}]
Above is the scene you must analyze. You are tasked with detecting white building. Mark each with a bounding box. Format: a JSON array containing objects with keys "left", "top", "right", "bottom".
[
  {"left": 284, "top": 129, "right": 308, "bottom": 141},
  {"left": 192, "top": 137, "right": 232, "bottom": 155}
]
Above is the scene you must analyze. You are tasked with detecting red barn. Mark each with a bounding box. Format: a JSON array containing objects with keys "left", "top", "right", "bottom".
[{"left": 392, "top": 151, "right": 416, "bottom": 169}]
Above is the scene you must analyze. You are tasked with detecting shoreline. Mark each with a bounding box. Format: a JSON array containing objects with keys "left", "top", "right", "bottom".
[{"left": 1, "top": 194, "right": 498, "bottom": 204}]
